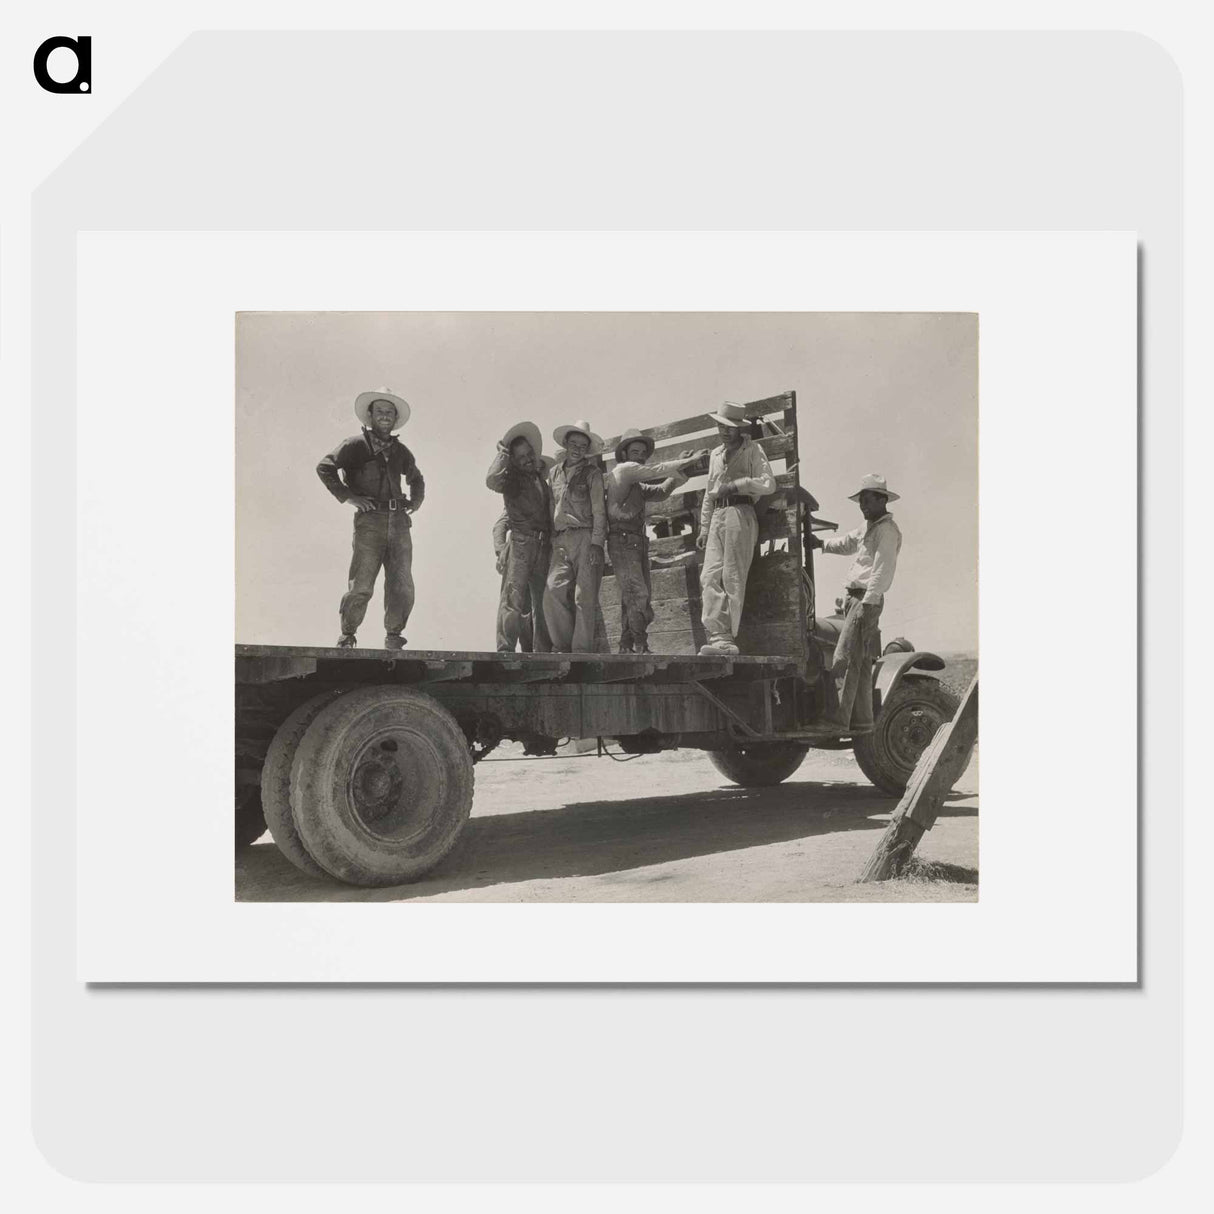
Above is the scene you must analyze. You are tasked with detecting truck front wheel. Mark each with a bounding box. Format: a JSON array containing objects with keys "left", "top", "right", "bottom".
[
  {"left": 708, "top": 741, "right": 811, "bottom": 787},
  {"left": 290, "top": 687, "right": 475, "bottom": 887},
  {"left": 853, "top": 676, "right": 960, "bottom": 795}
]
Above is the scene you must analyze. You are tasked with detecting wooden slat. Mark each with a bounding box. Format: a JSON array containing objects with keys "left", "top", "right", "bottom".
[
  {"left": 601, "top": 413, "right": 716, "bottom": 449},
  {"left": 641, "top": 488, "right": 707, "bottom": 522},
  {"left": 859, "top": 677, "right": 979, "bottom": 881},
  {"left": 647, "top": 533, "right": 698, "bottom": 561},
  {"left": 646, "top": 431, "right": 796, "bottom": 467},
  {"left": 743, "top": 392, "right": 796, "bottom": 417}
]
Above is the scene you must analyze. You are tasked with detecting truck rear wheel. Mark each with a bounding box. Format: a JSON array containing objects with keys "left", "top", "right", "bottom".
[
  {"left": 235, "top": 783, "right": 266, "bottom": 849},
  {"left": 290, "top": 687, "right": 475, "bottom": 887},
  {"left": 853, "top": 676, "right": 960, "bottom": 795},
  {"left": 260, "top": 690, "right": 344, "bottom": 878},
  {"left": 708, "top": 741, "right": 811, "bottom": 787}
]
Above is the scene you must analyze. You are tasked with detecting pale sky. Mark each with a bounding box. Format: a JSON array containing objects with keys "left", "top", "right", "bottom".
[{"left": 236, "top": 312, "right": 977, "bottom": 654}]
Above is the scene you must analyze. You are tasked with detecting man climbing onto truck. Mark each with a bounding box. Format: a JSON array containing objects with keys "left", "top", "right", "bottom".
[
  {"left": 316, "top": 387, "right": 425, "bottom": 651},
  {"left": 818, "top": 473, "right": 904, "bottom": 731}
]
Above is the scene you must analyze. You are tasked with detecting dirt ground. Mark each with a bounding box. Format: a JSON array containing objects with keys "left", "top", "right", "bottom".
[{"left": 236, "top": 743, "right": 978, "bottom": 903}]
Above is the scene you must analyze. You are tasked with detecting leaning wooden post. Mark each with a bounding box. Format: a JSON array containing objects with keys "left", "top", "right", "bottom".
[{"left": 859, "top": 676, "right": 979, "bottom": 882}]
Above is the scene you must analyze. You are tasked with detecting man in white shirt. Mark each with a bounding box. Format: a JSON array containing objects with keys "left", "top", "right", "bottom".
[
  {"left": 819, "top": 473, "right": 904, "bottom": 731},
  {"left": 696, "top": 402, "right": 777, "bottom": 655}
]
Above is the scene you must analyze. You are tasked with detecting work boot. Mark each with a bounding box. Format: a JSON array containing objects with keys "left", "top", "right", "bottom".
[
  {"left": 384, "top": 634, "right": 407, "bottom": 651},
  {"left": 617, "top": 641, "right": 634, "bottom": 654},
  {"left": 634, "top": 642, "right": 653, "bottom": 655},
  {"left": 699, "top": 639, "right": 739, "bottom": 656},
  {"left": 336, "top": 634, "right": 357, "bottom": 649}
]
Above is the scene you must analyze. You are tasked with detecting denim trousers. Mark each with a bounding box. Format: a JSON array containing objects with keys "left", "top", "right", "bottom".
[
  {"left": 544, "top": 528, "right": 602, "bottom": 653},
  {"left": 607, "top": 531, "right": 654, "bottom": 648},
  {"left": 832, "top": 593, "right": 882, "bottom": 729},
  {"left": 339, "top": 508, "right": 415, "bottom": 637},
  {"left": 498, "top": 532, "right": 552, "bottom": 653}
]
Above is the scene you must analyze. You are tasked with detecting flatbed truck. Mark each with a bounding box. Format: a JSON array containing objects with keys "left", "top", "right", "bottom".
[{"left": 235, "top": 392, "right": 959, "bottom": 886}]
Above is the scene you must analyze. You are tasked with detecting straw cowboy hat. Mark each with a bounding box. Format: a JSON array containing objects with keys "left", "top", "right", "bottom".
[
  {"left": 354, "top": 388, "right": 411, "bottom": 431},
  {"left": 847, "top": 473, "right": 900, "bottom": 502},
  {"left": 552, "top": 419, "right": 604, "bottom": 454},
  {"left": 501, "top": 420, "right": 544, "bottom": 459},
  {"left": 613, "top": 427, "right": 656, "bottom": 464},
  {"left": 708, "top": 400, "right": 757, "bottom": 428}
]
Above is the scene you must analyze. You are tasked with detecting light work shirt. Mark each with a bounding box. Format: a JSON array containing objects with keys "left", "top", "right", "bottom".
[
  {"left": 550, "top": 457, "right": 607, "bottom": 546},
  {"left": 606, "top": 458, "right": 689, "bottom": 533},
  {"left": 822, "top": 512, "right": 903, "bottom": 605},
  {"left": 698, "top": 436, "right": 776, "bottom": 533}
]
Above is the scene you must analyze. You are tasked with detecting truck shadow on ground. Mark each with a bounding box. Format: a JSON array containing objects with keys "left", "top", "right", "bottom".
[{"left": 236, "top": 779, "right": 979, "bottom": 902}]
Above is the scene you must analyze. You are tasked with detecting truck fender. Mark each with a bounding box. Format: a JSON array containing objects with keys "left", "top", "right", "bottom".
[{"left": 872, "top": 651, "right": 946, "bottom": 714}]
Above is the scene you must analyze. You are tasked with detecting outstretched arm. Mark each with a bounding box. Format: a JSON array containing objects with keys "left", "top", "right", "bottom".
[
  {"left": 638, "top": 467, "right": 688, "bottom": 502},
  {"left": 822, "top": 526, "right": 862, "bottom": 556}
]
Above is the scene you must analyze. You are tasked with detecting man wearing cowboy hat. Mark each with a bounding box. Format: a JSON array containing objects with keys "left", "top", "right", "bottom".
[
  {"left": 543, "top": 419, "right": 608, "bottom": 653},
  {"left": 606, "top": 428, "right": 705, "bottom": 654},
  {"left": 486, "top": 422, "right": 556, "bottom": 653},
  {"left": 696, "top": 401, "right": 776, "bottom": 655},
  {"left": 819, "top": 473, "right": 904, "bottom": 731},
  {"left": 316, "top": 388, "right": 425, "bottom": 650}
]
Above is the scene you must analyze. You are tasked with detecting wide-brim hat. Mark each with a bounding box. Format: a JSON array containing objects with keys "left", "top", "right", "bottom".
[
  {"left": 501, "top": 420, "right": 544, "bottom": 459},
  {"left": 708, "top": 400, "right": 756, "bottom": 429},
  {"left": 614, "top": 427, "right": 656, "bottom": 464},
  {"left": 354, "top": 388, "right": 411, "bottom": 431},
  {"left": 847, "top": 472, "right": 900, "bottom": 503},
  {"left": 552, "top": 419, "right": 604, "bottom": 455}
]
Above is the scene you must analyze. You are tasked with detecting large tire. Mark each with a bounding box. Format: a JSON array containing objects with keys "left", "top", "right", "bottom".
[
  {"left": 707, "top": 741, "right": 811, "bottom": 787},
  {"left": 235, "top": 783, "right": 267, "bottom": 849},
  {"left": 260, "top": 689, "right": 344, "bottom": 878},
  {"left": 853, "top": 676, "right": 960, "bottom": 796},
  {"left": 290, "top": 687, "right": 475, "bottom": 887}
]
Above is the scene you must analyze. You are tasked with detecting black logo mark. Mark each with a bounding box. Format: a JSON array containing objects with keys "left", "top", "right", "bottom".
[{"left": 33, "top": 36, "right": 91, "bottom": 94}]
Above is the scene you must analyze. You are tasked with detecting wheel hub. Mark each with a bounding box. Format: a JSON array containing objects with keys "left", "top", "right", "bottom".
[
  {"left": 350, "top": 742, "right": 407, "bottom": 826},
  {"left": 887, "top": 704, "right": 944, "bottom": 769}
]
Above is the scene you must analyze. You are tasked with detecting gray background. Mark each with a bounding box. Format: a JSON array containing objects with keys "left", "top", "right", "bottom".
[{"left": 33, "top": 31, "right": 1178, "bottom": 1181}]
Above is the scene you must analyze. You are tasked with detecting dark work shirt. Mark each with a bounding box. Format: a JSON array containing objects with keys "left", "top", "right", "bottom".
[
  {"left": 317, "top": 430, "right": 425, "bottom": 506},
  {"left": 485, "top": 449, "right": 554, "bottom": 534}
]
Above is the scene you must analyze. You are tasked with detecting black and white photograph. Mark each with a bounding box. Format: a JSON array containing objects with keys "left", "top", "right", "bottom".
[{"left": 234, "top": 310, "right": 979, "bottom": 903}]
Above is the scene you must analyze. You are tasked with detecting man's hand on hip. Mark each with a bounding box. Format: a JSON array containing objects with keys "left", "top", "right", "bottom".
[{"left": 347, "top": 495, "right": 375, "bottom": 513}]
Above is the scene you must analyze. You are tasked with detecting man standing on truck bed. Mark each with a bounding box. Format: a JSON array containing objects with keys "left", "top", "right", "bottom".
[
  {"left": 544, "top": 419, "right": 607, "bottom": 653},
  {"left": 606, "top": 428, "right": 703, "bottom": 654},
  {"left": 487, "top": 422, "right": 555, "bottom": 653},
  {"left": 316, "top": 388, "right": 425, "bottom": 651},
  {"left": 819, "top": 473, "right": 903, "bottom": 731},
  {"left": 696, "top": 402, "right": 776, "bottom": 655}
]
